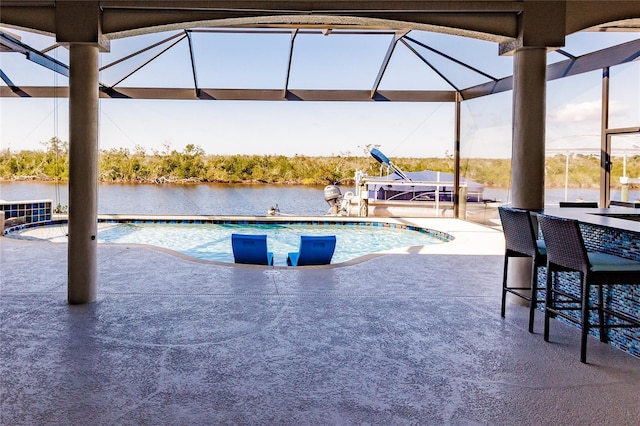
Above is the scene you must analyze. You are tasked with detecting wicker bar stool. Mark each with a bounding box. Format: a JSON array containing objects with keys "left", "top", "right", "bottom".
[
  {"left": 498, "top": 206, "right": 547, "bottom": 333},
  {"left": 538, "top": 215, "right": 640, "bottom": 363}
]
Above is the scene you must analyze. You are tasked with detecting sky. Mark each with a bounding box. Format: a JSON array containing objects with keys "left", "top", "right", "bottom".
[{"left": 1, "top": 27, "right": 639, "bottom": 159}]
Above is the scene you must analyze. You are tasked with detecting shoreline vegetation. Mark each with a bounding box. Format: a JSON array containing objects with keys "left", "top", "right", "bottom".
[{"left": 2, "top": 137, "right": 637, "bottom": 188}]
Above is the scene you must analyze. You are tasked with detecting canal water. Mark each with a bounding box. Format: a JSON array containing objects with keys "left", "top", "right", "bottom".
[{"left": 1, "top": 181, "right": 636, "bottom": 216}]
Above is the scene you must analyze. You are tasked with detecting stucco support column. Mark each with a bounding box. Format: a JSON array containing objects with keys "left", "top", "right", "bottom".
[
  {"left": 67, "top": 44, "right": 99, "bottom": 304},
  {"left": 512, "top": 47, "right": 547, "bottom": 209},
  {"left": 507, "top": 47, "right": 548, "bottom": 307}
]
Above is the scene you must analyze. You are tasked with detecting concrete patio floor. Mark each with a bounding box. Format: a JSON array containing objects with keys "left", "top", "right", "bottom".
[{"left": 1, "top": 218, "right": 639, "bottom": 425}]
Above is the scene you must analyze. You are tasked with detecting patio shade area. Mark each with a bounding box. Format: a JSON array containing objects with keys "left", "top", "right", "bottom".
[{"left": 1, "top": 219, "right": 639, "bottom": 424}]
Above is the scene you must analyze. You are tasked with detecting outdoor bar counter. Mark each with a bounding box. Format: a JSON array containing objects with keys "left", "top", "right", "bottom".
[{"left": 539, "top": 207, "right": 640, "bottom": 358}]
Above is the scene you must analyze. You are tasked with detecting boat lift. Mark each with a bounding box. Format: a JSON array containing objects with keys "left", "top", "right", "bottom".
[{"left": 325, "top": 148, "right": 495, "bottom": 220}]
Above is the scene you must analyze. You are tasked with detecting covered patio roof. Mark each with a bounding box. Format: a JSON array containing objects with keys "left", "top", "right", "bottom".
[{"left": 1, "top": 26, "right": 639, "bottom": 101}]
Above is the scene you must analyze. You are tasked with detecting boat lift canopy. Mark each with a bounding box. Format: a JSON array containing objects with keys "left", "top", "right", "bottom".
[{"left": 369, "top": 148, "right": 412, "bottom": 181}]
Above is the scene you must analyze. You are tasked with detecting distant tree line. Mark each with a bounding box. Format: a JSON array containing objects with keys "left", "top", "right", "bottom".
[{"left": 1, "top": 137, "right": 639, "bottom": 188}]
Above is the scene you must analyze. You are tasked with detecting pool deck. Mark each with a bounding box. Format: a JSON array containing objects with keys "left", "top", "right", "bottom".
[{"left": 1, "top": 217, "right": 639, "bottom": 424}]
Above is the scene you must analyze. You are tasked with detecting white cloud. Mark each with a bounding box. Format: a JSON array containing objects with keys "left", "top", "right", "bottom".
[{"left": 548, "top": 100, "right": 629, "bottom": 123}]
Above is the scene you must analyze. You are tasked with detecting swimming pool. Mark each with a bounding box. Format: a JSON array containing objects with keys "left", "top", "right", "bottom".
[{"left": 6, "top": 218, "right": 451, "bottom": 265}]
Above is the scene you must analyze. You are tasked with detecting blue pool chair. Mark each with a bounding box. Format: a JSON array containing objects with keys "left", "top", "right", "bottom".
[
  {"left": 231, "top": 234, "right": 274, "bottom": 265},
  {"left": 287, "top": 235, "right": 336, "bottom": 266}
]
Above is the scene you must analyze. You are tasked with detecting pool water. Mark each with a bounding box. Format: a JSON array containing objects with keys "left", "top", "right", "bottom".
[{"left": 96, "top": 222, "right": 445, "bottom": 265}]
